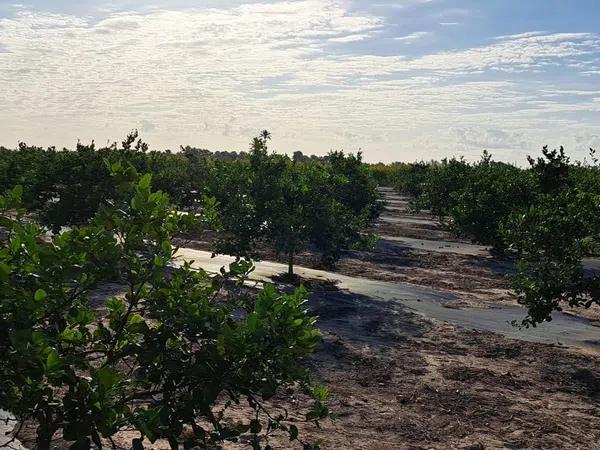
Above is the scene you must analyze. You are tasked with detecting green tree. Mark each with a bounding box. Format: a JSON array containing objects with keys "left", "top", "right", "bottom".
[
  {"left": 419, "top": 157, "right": 470, "bottom": 216},
  {"left": 208, "top": 132, "right": 381, "bottom": 275},
  {"left": 503, "top": 147, "right": 600, "bottom": 325},
  {"left": 449, "top": 152, "right": 535, "bottom": 250},
  {"left": 0, "top": 168, "right": 328, "bottom": 449},
  {"left": 503, "top": 190, "right": 600, "bottom": 326},
  {"left": 265, "top": 159, "right": 313, "bottom": 276}
]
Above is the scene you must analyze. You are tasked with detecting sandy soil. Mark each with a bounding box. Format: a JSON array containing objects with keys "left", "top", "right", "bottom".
[
  {"left": 15, "top": 281, "right": 597, "bottom": 450},
  {"left": 219, "top": 291, "right": 600, "bottom": 449},
  {"left": 6, "top": 189, "right": 600, "bottom": 449},
  {"left": 170, "top": 188, "right": 600, "bottom": 448}
]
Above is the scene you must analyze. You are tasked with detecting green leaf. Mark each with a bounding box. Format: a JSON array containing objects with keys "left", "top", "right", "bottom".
[
  {"left": 9, "top": 236, "right": 21, "bottom": 252},
  {"left": 161, "top": 240, "right": 172, "bottom": 256},
  {"left": 153, "top": 254, "right": 166, "bottom": 267},
  {"left": 106, "top": 297, "right": 126, "bottom": 314},
  {"left": 46, "top": 349, "right": 63, "bottom": 372},
  {"left": 246, "top": 313, "right": 258, "bottom": 332},
  {"left": 95, "top": 367, "right": 122, "bottom": 391},
  {"left": 138, "top": 173, "right": 152, "bottom": 190},
  {"left": 60, "top": 328, "right": 84, "bottom": 343},
  {"left": 34, "top": 288, "right": 47, "bottom": 302},
  {"left": 128, "top": 313, "right": 145, "bottom": 325},
  {"left": 312, "top": 385, "right": 329, "bottom": 401},
  {"left": 127, "top": 313, "right": 149, "bottom": 334},
  {"left": 11, "top": 184, "right": 23, "bottom": 200},
  {"left": 0, "top": 262, "right": 10, "bottom": 282}
]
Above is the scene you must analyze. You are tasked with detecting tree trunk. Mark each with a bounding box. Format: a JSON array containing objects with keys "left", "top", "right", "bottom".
[
  {"left": 36, "top": 413, "right": 55, "bottom": 450},
  {"left": 36, "top": 430, "right": 52, "bottom": 450},
  {"left": 288, "top": 252, "right": 294, "bottom": 277}
]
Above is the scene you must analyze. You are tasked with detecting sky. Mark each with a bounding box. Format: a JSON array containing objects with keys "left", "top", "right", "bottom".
[{"left": 1, "top": 1, "right": 599, "bottom": 163}]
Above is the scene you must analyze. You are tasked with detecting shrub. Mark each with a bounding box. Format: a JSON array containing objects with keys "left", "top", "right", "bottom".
[
  {"left": 503, "top": 148, "right": 600, "bottom": 325},
  {"left": 448, "top": 153, "right": 535, "bottom": 250},
  {"left": 0, "top": 168, "right": 328, "bottom": 449},
  {"left": 208, "top": 132, "right": 381, "bottom": 274}
]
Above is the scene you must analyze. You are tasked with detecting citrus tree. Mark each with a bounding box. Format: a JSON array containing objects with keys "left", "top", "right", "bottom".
[
  {"left": 207, "top": 132, "right": 380, "bottom": 276},
  {"left": 448, "top": 152, "right": 535, "bottom": 250},
  {"left": 503, "top": 147, "right": 600, "bottom": 325},
  {"left": 503, "top": 190, "right": 600, "bottom": 325},
  {"left": 0, "top": 166, "right": 328, "bottom": 449}
]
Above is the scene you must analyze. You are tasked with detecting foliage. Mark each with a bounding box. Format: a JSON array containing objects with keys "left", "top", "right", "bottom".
[
  {"left": 526, "top": 145, "right": 572, "bottom": 195},
  {"left": 208, "top": 132, "right": 381, "bottom": 275},
  {"left": 207, "top": 157, "right": 258, "bottom": 258},
  {"left": 0, "top": 169, "right": 328, "bottom": 449},
  {"left": 389, "top": 162, "right": 432, "bottom": 200},
  {"left": 378, "top": 145, "right": 600, "bottom": 324},
  {"left": 309, "top": 152, "right": 381, "bottom": 265},
  {"left": 502, "top": 148, "right": 600, "bottom": 325},
  {"left": 1, "top": 131, "right": 379, "bottom": 276},
  {"left": 368, "top": 163, "right": 400, "bottom": 186},
  {"left": 447, "top": 153, "right": 535, "bottom": 250},
  {"left": 418, "top": 157, "right": 470, "bottom": 216},
  {"left": 503, "top": 190, "right": 600, "bottom": 326}
]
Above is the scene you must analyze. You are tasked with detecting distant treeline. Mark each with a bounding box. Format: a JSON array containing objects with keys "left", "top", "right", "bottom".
[
  {"left": 178, "top": 147, "right": 329, "bottom": 163},
  {"left": 370, "top": 147, "right": 600, "bottom": 325}
]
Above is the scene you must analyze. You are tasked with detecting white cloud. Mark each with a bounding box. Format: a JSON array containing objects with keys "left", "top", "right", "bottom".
[
  {"left": 394, "top": 31, "right": 432, "bottom": 42},
  {"left": 453, "top": 127, "right": 528, "bottom": 150},
  {"left": 139, "top": 119, "right": 156, "bottom": 132},
  {"left": 329, "top": 33, "right": 372, "bottom": 43},
  {"left": 496, "top": 31, "right": 547, "bottom": 40},
  {"left": 405, "top": 32, "right": 600, "bottom": 73},
  {"left": 0, "top": 3, "right": 599, "bottom": 162},
  {"left": 372, "top": 0, "right": 434, "bottom": 9}
]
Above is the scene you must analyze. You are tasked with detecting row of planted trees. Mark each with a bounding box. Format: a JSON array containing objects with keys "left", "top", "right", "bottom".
[
  {"left": 0, "top": 131, "right": 381, "bottom": 449},
  {"left": 0, "top": 130, "right": 381, "bottom": 275},
  {"left": 209, "top": 132, "right": 380, "bottom": 276},
  {"left": 372, "top": 147, "right": 600, "bottom": 326}
]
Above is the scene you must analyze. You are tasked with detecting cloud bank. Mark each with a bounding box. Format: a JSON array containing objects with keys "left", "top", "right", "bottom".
[{"left": 0, "top": 1, "right": 599, "bottom": 162}]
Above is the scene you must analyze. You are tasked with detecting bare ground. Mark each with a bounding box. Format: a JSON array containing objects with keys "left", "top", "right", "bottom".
[
  {"left": 31, "top": 282, "right": 597, "bottom": 450},
  {"left": 262, "top": 281, "right": 600, "bottom": 449},
  {"left": 8, "top": 191, "right": 600, "bottom": 449},
  {"left": 170, "top": 190, "right": 600, "bottom": 448}
]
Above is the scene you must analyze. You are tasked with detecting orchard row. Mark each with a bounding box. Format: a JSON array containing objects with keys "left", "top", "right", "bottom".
[{"left": 371, "top": 147, "right": 600, "bottom": 326}]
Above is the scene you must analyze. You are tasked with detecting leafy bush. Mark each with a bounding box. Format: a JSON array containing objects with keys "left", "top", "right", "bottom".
[
  {"left": 391, "top": 162, "right": 432, "bottom": 200},
  {"left": 418, "top": 157, "right": 470, "bottom": 216},
  {"left": 208, "top": 132, "right": 381, "bottom": 275},
  {"left": 381, "top": 145, "right": 600, "bottom": 323},
  {"left": 368, "top": 162, "right": 401, "bottom": 186},
  {"left": 448, "top": 153, "right": 535, "bottom": 249},
  {"left": 502, "top": 148, "right": 600, "bottom": 325},
  {"left": 0, "top": 168, "right": 328, "bottom": 449}
]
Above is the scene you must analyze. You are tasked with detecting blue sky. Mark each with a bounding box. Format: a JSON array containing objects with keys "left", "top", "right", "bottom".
[{"left": 1, "top": 0, "right": 599, "bottom": 162}]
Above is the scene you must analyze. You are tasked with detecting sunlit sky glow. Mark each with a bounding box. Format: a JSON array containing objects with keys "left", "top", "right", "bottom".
[{"left": 1, "top": 0, "right": 600, "bottom": 162}]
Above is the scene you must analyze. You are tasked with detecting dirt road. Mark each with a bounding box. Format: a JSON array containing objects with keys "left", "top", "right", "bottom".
[{"left": 176, "top": 247, "right": 600, "bottom": 353}]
